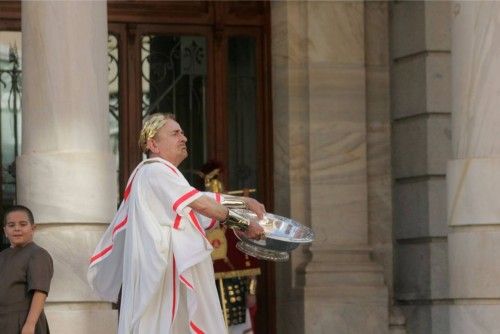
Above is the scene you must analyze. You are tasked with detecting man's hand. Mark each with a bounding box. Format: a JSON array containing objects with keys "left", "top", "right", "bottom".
[
  {"left": 242, "top": 197, "right": 266, "bottom": 219},
  {"left": 242, "top": 219, "right": 265, "bottom": 240}
]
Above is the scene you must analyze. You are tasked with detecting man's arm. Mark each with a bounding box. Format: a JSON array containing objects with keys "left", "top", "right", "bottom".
[
  {"left": 21, "top": 290, "right": 47, "bottom": 334},
  {"left": 189, "top": 194, "right": 229, "bottom": 221},
  {"left": 188, "top": 195, "right": 266, "bottom": 239}
]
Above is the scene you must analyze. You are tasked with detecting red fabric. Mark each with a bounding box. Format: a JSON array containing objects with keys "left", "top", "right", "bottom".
[
  {"left": 190, "top": 321, "right": 205, "bottom": 334},
  {"left": 249, "top": 304, "right": 257, "bottom": 331},
  {"left": 180, "top": 275, "right": 194, "bottom": 290},
  {"left": 173, "top": 215, "right": 182, "bottom": 230},
  {"left": 90, "top": 245, "right": 113, "bottom": 264},
  {"left": 173, "top": 189, "right": 200, "bottom": 211},
  {"left": 112, "top": 216, "right": 128, "bottom": 236},
  {"left": 212, "top": 227, "right": 260, "bottom": 273},
  {"left": 189, "top": 211, "right": 207, "bottom": 238}
]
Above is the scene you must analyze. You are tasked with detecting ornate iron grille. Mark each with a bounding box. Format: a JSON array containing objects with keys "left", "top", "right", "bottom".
[
  {"left": 141, "top": 35, "right": 207, "bottom": 118},
  {"left": 141, "top": 35, "right": 208, "bottom": 183},
  {"left": 0, "top": 45, "right": 21, "bottom": 205},
  {"left": 108, "top": 34, "right": 120, "bottom": 176},
  {"left": 0, "top": 44, "right": 21, "bottom": 250}
]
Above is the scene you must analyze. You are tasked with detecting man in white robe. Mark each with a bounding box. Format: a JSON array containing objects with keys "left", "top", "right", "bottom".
[{"left": 88, "top": 113, "right": 265, "bottom": 334}]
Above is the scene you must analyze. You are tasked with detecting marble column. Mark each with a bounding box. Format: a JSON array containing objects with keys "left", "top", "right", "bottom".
[
  {"left": 303, "top": 2, "right": 388, "bottom": 332},
  {"left": 272, "top": 2, "right": 389, "bottom": 333},
  {"left": 19, "top": 1, "right": 117, "bottom": 333},
  {"left": 448, "top": 2, "right": 500, "bottom": 333},
  {"left": 272, "top": 1, "right": 310, "bottom": 332},
  {"left": 391, "top": 2, "right": 452, "bottom": 333}
]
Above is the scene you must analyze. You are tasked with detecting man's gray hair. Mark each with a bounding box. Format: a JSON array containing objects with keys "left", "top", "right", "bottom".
[{"left": 138, "top": 113, "right": 175, "bottom": 153}]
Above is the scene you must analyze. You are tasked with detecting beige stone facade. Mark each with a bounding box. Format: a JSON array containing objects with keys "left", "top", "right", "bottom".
[
  {"left": 391, "top": 1, "right": 452, "bottom": 333},
  {"left": 6, "top": 0, "right": 500, "bottom": 333},
  {"left": 272, "top": 1, "right": 391, "bottom": 333}
]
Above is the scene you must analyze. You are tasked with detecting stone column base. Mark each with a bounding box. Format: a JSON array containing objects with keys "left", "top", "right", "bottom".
[
  {"left": 304, "top": 285, "right": 388, "bottom": 333},
  {"left": 45, "top": 305, "right": 117, "bottom": 334},
  {"left": 303, "top": 247, "right": 389, "bottom": 333}
]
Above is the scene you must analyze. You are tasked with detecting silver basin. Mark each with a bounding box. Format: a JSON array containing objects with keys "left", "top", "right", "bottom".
[{"left": 232, "top": 209, "right": 314, "bottom": 262}]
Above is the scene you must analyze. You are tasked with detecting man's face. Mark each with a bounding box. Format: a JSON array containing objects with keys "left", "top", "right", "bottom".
[
  {"left": 3, "top": 211, "right": 35, "bottom": 248},
  {"left": 148, "top": 119, "right": 188, "bottom": 166}
]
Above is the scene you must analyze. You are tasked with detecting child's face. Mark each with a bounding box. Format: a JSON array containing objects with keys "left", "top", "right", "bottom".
[{"left": 3, "top": 211, "right": 35, "bottom": 248}]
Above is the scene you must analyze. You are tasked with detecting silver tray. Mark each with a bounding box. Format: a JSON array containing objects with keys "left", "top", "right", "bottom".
[{"left": 232, "top": 209, "right": 314, "bottom": 262}]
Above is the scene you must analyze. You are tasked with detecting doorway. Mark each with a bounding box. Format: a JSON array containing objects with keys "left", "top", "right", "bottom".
[
  {"left": 0, "top": 1, "right": 275, "bottom": 332},
  {"left": 108, "top": 2, "right": 275, "bottom": 333}
]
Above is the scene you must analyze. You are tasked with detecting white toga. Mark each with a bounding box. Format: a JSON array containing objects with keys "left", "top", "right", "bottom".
[{"left": 88, "top": 157, "right": 227, "bottom": 334}]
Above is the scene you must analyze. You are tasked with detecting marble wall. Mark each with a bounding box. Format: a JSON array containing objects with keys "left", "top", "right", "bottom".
[
  {"left": 272, "top": 2, "right": 391, "bottom": 333},
  {"left": 448, "top": 2, "right": 500, "bottom": 333},
  {"left": 272, "top": 1, "right": 309, "bottom": 332},
  {"left": 365, "top": 0, "right": 393, "bottom": 301},
  {"left": 391, "top": 1, "right": 451, "bottom": 333}
]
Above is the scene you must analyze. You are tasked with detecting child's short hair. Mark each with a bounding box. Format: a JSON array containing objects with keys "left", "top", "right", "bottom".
[{"left": 3, "top": 205, "right": 35, "bottom": 227}]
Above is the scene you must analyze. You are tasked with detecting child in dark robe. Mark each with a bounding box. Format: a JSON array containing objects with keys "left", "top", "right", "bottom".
[{"left": 0, "top": 205, "right": 53, "bottom": 334}]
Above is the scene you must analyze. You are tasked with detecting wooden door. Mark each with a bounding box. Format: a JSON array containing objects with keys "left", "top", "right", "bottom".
[{"left": 108, "top": 3, "right": 274, "bottom": 332}]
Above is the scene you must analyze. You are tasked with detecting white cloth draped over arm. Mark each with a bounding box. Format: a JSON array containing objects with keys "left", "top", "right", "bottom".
[{"left": 88, "top": 158, "right": 225, "bottom": 334}]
